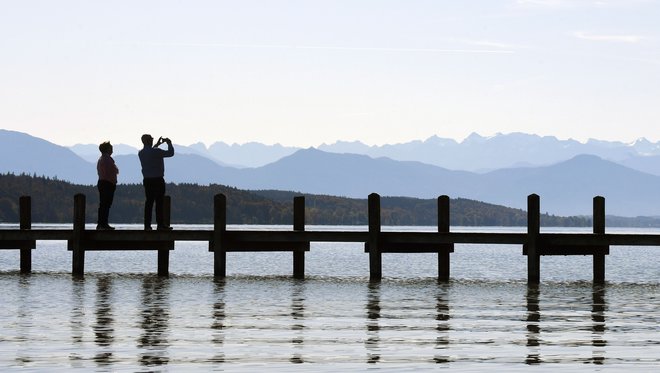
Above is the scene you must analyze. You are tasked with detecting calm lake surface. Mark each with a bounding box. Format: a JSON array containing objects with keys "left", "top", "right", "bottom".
[{"left": 1, "top": 225, "right": 659, "bottom": 372}]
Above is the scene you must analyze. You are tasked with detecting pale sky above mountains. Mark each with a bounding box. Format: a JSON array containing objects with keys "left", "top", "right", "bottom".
[{"left": 1, "top": 0, "right": 659, "bottom": 148}]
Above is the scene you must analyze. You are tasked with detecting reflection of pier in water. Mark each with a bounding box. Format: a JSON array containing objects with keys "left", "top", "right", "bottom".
[
  {"left": 525, "top": 285, "right": 541, "bottom": 365},
  {"left": 525, "top": 285, "right": 608, "bottom": 365},
  {"left": 210, "top": 279, "right": 226, "bottom": 363},
  {"left": 365, "top": 282, "right": 453, "bottom": 364},
  {"left": 15, "top": 276, "right": 33, "bottom": 367},
  {"left": 433, "top": 284, "right": 451, "bottom": 364},
  {"left": 137, "top": 276, "right": 170, "bottom": 367},
  {"left": 93, "top": 277, "right": 114, "bottom": 366},
  {"left": 365, "top": 282, "right": 381, "bottom": 363},
  {"left": 69, "top": 278, "right": 85, "bottom": 365},
  {"left": 290, "top": 280, "right": 305, "bottom": 364},
  {"left": 591, "top": 285, "right": 607, "bottom": 364}
]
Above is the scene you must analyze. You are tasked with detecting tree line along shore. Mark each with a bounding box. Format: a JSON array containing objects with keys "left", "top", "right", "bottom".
[{"left": 1, "top": 173, "right": 654, "bottom": 227}]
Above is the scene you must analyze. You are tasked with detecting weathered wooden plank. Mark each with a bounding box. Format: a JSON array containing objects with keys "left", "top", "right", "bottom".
[
  {"left": 368, "top": 193, "right": 382, "bottom": 281},
  {"left": 527, "top": 194, "right": 541, "bottom": 284},
  {"left": 593, "top": 196, "right": 606, "bottom": 283},
  {"left": 438, "top": 195, "right": 452, "bottom": 281},
  {"left": 293, "top": 196, "right": 305, "bottom": 279},
  {"left": 212, "top": 194, "right": 227, "bottom": 278},
  {"left": 20, "top": 196, "right": 33, "bottom": 273},
  {"left": 71, "top": 194, "right": 85, "bottom": 276},
  {"left": 87, "top": 230, "right": 212, "bottom": 241},
  {"left": 540, "top": 233, "right": 660, "bottom": 246},
  {"left": 0, "top": 240, "right": 36, "bottom": 250},
  {"left": 158, "top": 196, "right": 172, "bottom": 276},
  {"left": 0, "top": 230, "right": 72, "bottom": 241},
  {"left": 523, "top": 244, "right": 610, "bottom": 256}
]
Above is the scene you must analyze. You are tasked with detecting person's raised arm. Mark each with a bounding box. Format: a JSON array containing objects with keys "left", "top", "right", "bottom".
[{"left": 163, "top": 138, "right": 174, "bottom": 157}]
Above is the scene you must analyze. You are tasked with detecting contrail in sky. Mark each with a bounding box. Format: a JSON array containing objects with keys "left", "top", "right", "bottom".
[{"left": 117, "top": 41, "right": 516, "bottom": 54}]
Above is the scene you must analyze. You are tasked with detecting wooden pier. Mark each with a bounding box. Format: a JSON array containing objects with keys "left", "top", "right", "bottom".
[{"left": 1, "top": 193, "right": 660, "bottom": 283}]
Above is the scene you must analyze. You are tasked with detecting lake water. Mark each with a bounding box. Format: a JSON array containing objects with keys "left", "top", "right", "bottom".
[{"left": 1, "top": 225, "right": 659, "bottom": 372}]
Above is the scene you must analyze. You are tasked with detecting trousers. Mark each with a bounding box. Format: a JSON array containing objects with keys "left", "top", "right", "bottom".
[
  {"left": 97, "top": 180, "right": 116, "bottom": 226},
  {"left": 143, "top": 177, "right": 166, "bottom": 228}
]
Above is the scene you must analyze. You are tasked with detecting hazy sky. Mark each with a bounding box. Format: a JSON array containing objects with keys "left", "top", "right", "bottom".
[{"left": 1, "top": 0, "right": 659, "bottom": 147}]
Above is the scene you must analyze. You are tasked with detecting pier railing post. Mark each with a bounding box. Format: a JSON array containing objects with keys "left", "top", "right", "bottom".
[
  {"left": 19, "top": 196, "right": 32, "bottom": 273},
  {"left": 438, "top": 195, "right": 451, "bottom": 281},
  {"left": 593, "top": 196, "right": 606, "bottom": 284},
  {"left": 527, "top": 194, "right": 540, "bottom": 284},
  {"left": 213, "top": 194, "right": 227, "bottom": 278},
  {"left": 293, "top": 196, "right": 305, "bottom": 279},
  {"left": 157, "top": 195, "right": 171, "bottom": 276},
  {"left": 368, "top": 193, "right": 382, "bottom": 281},
  {"left": 72, "top": 194, "right": 86, "bottom": 277}
]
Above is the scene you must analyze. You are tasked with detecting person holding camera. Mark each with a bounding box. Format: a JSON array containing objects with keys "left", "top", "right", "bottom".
[{"left": 138, "top": 134, "right": 175, "bottom": 231}]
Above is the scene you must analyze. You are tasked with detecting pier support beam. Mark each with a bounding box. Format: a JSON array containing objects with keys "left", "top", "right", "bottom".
[
  {"left": 368, "top": 193, "right": 382, "bottom": 281},
  {"left": 437, "top": 195, "right": 451, "bottom": 282},
  {"left": 593, "top": 196, "right": 606, "bottom": 284},
  {"left": 213, "top": 194, "right": 227, "bottom": 278},
  {"left": 19, "top": 196, "right": 32, "bottom": 273},
  {"left": 293, "top": 196, "right": 305, "bottom": 279},
  {"left": 72, "top": 194, "right": 86, "bottom": 277},
  {"left": 157, "top": 196, "right": 171, "bottom": 277},
  {"left": 527, "top": 194, "right": 540, "bottom": 284}
]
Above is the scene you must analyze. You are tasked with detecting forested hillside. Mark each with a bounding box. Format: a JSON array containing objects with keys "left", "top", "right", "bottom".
[
  {"left": 252, "top": 190, "right": 590, "bottom": 227},
  {"left": 0, "top": 173, "right": 596, "bottom": 226}
]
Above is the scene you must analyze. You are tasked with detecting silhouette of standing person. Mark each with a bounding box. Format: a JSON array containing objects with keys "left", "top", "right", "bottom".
[
  {"left": 138, "top": 134, "right": 174, "bottom": 231},
  {"left": 96, "top": 141, "right": 119, "bottom": 230}
]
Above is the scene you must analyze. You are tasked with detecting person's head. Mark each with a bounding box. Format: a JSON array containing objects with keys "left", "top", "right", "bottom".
[
  {"left": 141, "top": 134, "right": 154, "bottom": 147},
  {"left": 99, "top": 141, "right": 113, "bottom": 155}
]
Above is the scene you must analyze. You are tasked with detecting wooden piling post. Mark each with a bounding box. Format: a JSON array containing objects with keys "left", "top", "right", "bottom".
[
  {"left": 72, "top": 194, "right": 86, "bottom": 277},
  {"left": 157, "top": 195, "right": 171, "bottom": 276},
  {"left": 368, "top": 193, "right": 382, "bottom": 281},
  {"left": 213, "top": 194, "right": 227, "bottom": 278},
  {"left": 19, "top": 196, "right": 32, "bottom": 273},
  {"left": 438, "top": 195, "right": 451, "bottom": 281},
  {"left": 527, "top": 194, "right": 540, "bottom": 284},
  {"left": 293, "top": 196, "right": 305, "bottom": 279},
  {"left": 593, "top": 196, "right": 606, "bottom": 284}
]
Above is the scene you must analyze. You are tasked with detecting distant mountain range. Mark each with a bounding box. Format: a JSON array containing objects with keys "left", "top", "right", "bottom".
[
  {"left": 69, "top": 131, "right": 660, "bottom": 174},
  {"left": 2, "top": 129, "right": 660, "bottom": 217}
]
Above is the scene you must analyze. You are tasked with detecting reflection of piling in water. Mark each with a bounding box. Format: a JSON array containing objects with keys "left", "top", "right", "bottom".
[
  {"left": 70, "top": 278, "right": 85, "bottom": 346},
  {"left": 93, "top": 277, "right": 115, "bottom": 366},
  {"left": 68, "top": 277, "right": 86, "bottom": 366},
  {"left": 210, "top": 279, "right": 226, "bottom": 363},
  {"left": 433, "top": 283, "right": 451, "bottom": 364},
  {"left": 525, "top": 284, "right": 542, "bottom": 365},
  {"left": 591, "top": 285, "right": 607, "bottom": 364},
  {"left": 523, "top": 284, "right": 608, "bottom": 365},
  {"left": 289, "top": 280, "right": 305, "bottom": 364},
  {"left": 15, "top": 276, "right": 32, "bottom": 366},
  {"left": 365, "top": 282, "right": 381, "bottom": 364},
  {"left": 94, "top": 277, "right": 114, "bottom": 347},
  {"left": 138, "top": 276, "right": 170, "bottom": 367}
]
